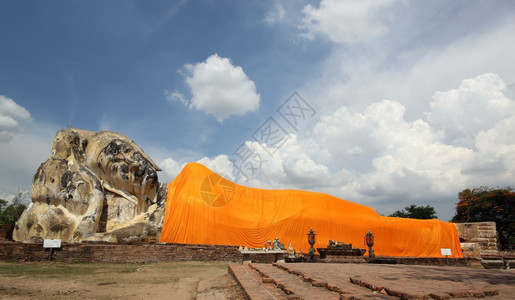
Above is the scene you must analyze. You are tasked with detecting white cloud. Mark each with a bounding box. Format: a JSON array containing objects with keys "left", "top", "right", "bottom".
[
  {"left": 176, "top": 54, "right": 260, "bottom": 122},
  {"left": 264, "top": 3, "right": 286, "bottom": 25},
  {"left": 157, "top": 153, "right": 236, "bottom": 186},
  {"left": 299, "top": 0, "right": 399, "bottom": 44},
  {"left": 300, "top": 6, "right": 515, "bottom": 124},
  {"left": 159, "top": 157, "right": 185, "bottom": 182},
  {"left": 0, "top": 95, "right": 31, "bottom": 142},
  {"left": 197, "top": 154, "right": 234, "bottom": 181},
  {"left": 426, "top": 73, "right": 514, "bottom": 147},
  {"left": 164, "top": 89, "right": 188, "bottom": 105},
  {"left": 474, "top": 115, "right": 515, "bottom": 179},
  {"left": 0, "top": 96, "right": 57, "bottom": 200},
  {"left": 225, "top": 135, "right": 333, "bottom": 190},
  {"left": 0, "top": 127, "right": 55, "bottom": 198},
  {"left": 310, "top": 99, "right": 473, "bottom": 202}
]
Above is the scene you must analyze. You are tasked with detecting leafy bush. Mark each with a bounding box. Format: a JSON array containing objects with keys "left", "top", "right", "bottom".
[
  {"left": 389, "top": 204, "right": 438, "bottom": 219},
  {"left": 452, "top": 186, "right": 514, "bottom": 250},
  {"left": 0, "top": 192, "right": 27, "bottom": 227}
]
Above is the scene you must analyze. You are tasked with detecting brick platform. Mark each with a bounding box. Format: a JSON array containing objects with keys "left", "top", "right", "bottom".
[
  {"left": 0, "top": 241, "right": 479, "bottom": 266},
  {"left": 229, "top": 262, "right": 515, "bottom": 299},
  {"left": 0, "top": 241, "right": 242, "bottom": 263}
]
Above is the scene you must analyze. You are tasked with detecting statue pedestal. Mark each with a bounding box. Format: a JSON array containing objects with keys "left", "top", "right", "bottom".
[
  {"left": 317, "top": 241, "right": 367, "bottom": 263},
  {"left": 480, "top": 256, "right": 504, "bottom": 269},
  {"left": 317, "top": 247, "right": 366, "bottom": 258},
  {"left": 240, "top": 250, "right": 287, "bottom": 264},
  {"left": 317, "top": 248, "right": 367, "bottom": 263}
]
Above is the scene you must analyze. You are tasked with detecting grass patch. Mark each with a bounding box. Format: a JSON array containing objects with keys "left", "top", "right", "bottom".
[
  {"left": 0, "top": 261, "right": 140, "bottom": 279},
  {"left": 0, "top": 261, "right": 244, "bottom": 300},
  {"left": 0, "top": 261, "right": 231, "bottom": 285}
]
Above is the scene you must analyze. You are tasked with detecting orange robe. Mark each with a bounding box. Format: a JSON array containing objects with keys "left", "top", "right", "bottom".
[{"left": 160, "top": 163, "right": 463, "bottom": 257}]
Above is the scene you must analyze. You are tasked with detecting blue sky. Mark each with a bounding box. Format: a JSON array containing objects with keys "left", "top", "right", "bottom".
[{"left": 2, "top": 0, "right": 515, "bottom": 221}]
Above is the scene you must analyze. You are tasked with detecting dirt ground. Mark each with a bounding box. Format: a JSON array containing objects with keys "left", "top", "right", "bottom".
[{"left": 0, "top": 261, "right": 246, "bottom": 300}]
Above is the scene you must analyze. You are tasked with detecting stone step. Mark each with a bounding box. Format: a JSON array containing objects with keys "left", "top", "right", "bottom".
[
  {"left": 276, "top": 263, "right": 503, "bottom": 299},
  {"left": 250, "top": 263, "right": 341, "bottom": 299},
  {"left": 235, "top": 262, "right": 514, "bottom": 300},
  {"left": 273, "top": 263, "right": 396, "bottom": 300},
  {"left": 231, "top": 262, "right": 507, "bottom": 300},
  {"left": 228, "top": 264, "right": 288, "bottom": 300},
  {"left": 274, "top": 264, "right": 398, "bottom": 299}
]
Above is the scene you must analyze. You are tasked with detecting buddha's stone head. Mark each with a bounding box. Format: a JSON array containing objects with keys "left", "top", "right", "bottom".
[
  {"left": 83, "top": 130, "right": 160, "bottom": 206},
  {"left": 14, "top": 128, "right": 166, "bottom": 243}
]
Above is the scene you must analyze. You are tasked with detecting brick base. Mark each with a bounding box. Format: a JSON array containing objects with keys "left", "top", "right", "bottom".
[
  {"left": 0, "top": 241, "right": 480, "bottom": 266},
  {"left": 0, "top": 241, "right": 242, "bottom": 263}
]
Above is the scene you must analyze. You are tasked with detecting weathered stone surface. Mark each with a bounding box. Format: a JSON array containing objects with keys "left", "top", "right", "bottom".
[
  {"left": 460, "top": 242, "right": 481, "bottom": 258},
  {"left": 13, "top": 128, "right": 167, "bottom": 243},
  {"left": 456, "top": 222, "right": 498, "bottom": 257}
]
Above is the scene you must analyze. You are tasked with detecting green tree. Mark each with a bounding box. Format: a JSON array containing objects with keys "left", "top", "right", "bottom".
[
  {"left": 452, "top": 186, "right": 514, "bottom": 250},
  {"left": 0, "top": 192, "right": 27, "bottom": 227},
  {"left": 389, "top": 204, "right": 438, "bottom": 219}
]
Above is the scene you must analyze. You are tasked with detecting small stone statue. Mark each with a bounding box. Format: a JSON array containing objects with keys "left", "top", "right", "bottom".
[
  {"left": 288, "top": 243, "right": 295, "bottom": 258},
  {"left": 328, "top": 239, "right": 352, "bottom": 249},
  {"left": 309, "top": 247, "right": 315, "bottom": 262},
  {"left": 273, "top": 238, "right": 285, "bottom": 250}
]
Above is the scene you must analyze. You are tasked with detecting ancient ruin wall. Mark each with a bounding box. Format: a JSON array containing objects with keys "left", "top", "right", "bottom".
[{"left": 455, "top": 222, "right": 498, "bottom": 257}]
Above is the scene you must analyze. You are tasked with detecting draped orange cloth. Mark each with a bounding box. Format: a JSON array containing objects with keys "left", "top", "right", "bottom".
[{"left": 160, "top": 163, "right": 463, "bottom": 258}]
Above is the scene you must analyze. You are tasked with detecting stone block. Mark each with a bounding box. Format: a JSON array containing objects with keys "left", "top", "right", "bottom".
[
  {"left": 449, "top": 291, "right": 471, "bottom": 298},
  {"left": 311, "top": 281, "right": 327, "bottom": 288},
  {"left": 483, "top": 289, "right": 499, "bottom": 296},
  {"left": 429, "top": 292, "right": 450, "bottom": 300},
  {"left": 479, "top": 230, "right": 497, "bottom": 238},
  {"left": 262, "top": 278, "right": 275, "bottom": 284},
  {"left": 480, "top": 258, "right": 504, "bottom": 269}
]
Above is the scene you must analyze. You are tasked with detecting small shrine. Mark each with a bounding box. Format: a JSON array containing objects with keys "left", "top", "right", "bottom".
[
  {"left": 238, "top": 238, "right": 288, "bottom": 264},
  {"left": 317, "top": 240, "right": 367, "bottom": 263}
]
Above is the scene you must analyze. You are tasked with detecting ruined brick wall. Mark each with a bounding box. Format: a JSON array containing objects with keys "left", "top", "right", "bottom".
[
  {"left": 455, "top": 222, "right": 498, "bottom": 257},
  {"left": 0, "top": 241, "right": 243, "bottom": 263}
]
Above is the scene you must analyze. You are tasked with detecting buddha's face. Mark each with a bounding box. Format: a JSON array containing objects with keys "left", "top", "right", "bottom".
[{"left": 96, "top": 139, "right": 158, "bottom": 201}]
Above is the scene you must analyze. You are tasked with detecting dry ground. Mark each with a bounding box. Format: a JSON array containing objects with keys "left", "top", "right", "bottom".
[{"left": 0, "top": 261, "right": 245, "bottom": 300}]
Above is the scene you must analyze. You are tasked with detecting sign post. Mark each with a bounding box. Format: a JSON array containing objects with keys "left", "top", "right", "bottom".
[
  {"left": 441, "top": 248, "right": 452, "bottom": 265},
  {"left": 43, "top": 239, "right": 62, "bottom": 261}
]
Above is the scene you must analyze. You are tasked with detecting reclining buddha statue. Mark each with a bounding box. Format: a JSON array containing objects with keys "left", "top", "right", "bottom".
[{"left": 13, "top": 128, "right": 463, "bottom": 258}]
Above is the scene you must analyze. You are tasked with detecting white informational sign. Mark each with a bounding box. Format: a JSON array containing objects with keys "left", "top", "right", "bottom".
[
  {"left": 441, "top": 248, "right": 452, "bottom": 256},
  {"left": 43, "top": 239, "right": 62, "bottom": 248}
]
